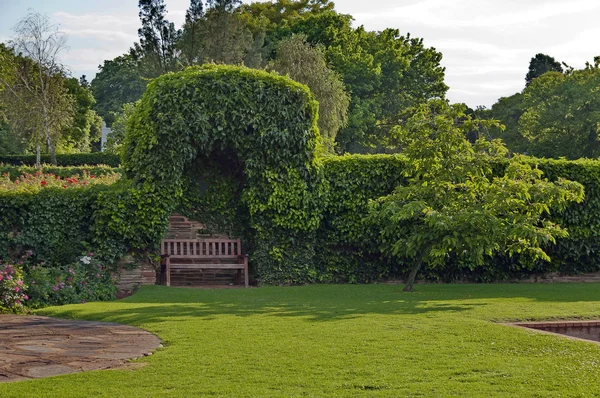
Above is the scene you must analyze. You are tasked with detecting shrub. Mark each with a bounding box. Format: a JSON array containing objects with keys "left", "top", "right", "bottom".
[
  {"left": 24, "top": 253, "right": 116, "bottom": 307},
  {"left": 0, "top": 164, "right": 120, "bottom": 180},
  {"left": 0, "top": 174, "right": 126, "bottom": 266},
  {"left": 0, "top": 170, "right": 120, "bottom": 192},
  {"left": 0, "top": 153, "right": 120, "bottom": 167},
  {"left": 0, "top": 262, "right": 28, "bottom": 313}
]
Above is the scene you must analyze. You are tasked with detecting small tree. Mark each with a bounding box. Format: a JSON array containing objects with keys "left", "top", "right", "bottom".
[{"left": 369, "top": 100, "right": 584, "bottom": 292}]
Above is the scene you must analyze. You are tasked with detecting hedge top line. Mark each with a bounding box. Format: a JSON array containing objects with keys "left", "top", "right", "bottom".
[{"left": 0, "top": 153, "right": 121, "bottom": 167}]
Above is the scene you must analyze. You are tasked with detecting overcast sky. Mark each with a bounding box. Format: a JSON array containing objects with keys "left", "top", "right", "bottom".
[{"left": 1, "top": 0, "right": 599, "bottom": 108}]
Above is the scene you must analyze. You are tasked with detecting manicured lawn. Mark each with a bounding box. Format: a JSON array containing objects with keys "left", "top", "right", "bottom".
[{"left": 2, "top": 283, "right": 600, "bottom": 397}]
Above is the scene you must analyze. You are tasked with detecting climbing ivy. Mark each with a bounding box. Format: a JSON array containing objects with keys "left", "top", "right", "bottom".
[{"left": 120, "top": 65, "right": 326, "bottom": 283}]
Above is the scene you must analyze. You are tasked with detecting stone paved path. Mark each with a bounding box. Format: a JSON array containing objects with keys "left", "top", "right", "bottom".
[{"left": 0, "top": 315, "right": 161, "bottom": 382}]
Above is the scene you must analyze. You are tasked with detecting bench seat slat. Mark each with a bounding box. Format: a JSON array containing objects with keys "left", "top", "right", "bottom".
[
  {"left": 169, "top": 264, "right": 246, "bottom": 269},
  {"left": 162, "top": 237, "right": 248, "bottom": 287}
]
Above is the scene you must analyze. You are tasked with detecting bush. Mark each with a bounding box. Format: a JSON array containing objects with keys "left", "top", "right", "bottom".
[
  {"left": 24, "top": 253, "right": 116, "bottom": 307},
  {"left": 0, "top": 153, "right": 121, "bottom": 167},
  {"left": 0, "top": 262, "right": 28, "bottom": 313},
  {"left": 0, "top": 173, "right": 126, "bottom": 266},
  {"left": 0, "top": 164, "right": 120, "bottom": 180}
]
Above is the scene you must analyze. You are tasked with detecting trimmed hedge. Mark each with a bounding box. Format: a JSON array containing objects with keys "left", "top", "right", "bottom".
[
  {"left": 0, "top": 164, "right": 120, "bottom": 180},
  {"left": 0, "top": 182, "right": 128, "bottom": 266},
  {"left": 120, "top": 65, "right": 325, "bottom": 284},
  {"left": 316, "top": 154, "right": 600, "bottom": 282},
  {"left": 0, "top": 153, "right": 121, "bottom": 167}
]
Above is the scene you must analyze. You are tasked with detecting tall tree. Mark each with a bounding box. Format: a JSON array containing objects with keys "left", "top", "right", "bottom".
[
  {"left": 131, "top": 0, "right": 181, "bottom": 77},
  {"left": 1, "top": 12, "right": 74, "bottom": 165},
  {"left": 525, "top": 53, "right": 563, "bottom": 86},
  {"left": 179, "top": 0, "right": 261, "bottom": 67},
  {"left": 368, "top": 100, "right": 584, "bottom": 292},
  {"left": 59, "top": 77, "right": 103, "bottom": 152},
  {"left": 519, "top": 66, "right": 600, "bottom": 159},
  {"left": 270, "top": 34, "right": 349, "bottom": 151},
  {"left": 179, "top": 0, "right": 205, "bottom": 65},
  {"left": 90, "top": 54, "right": 147, "bottom": 126},
  {"left": 284, "top": 12, "right": 447, "bottom": 152}
]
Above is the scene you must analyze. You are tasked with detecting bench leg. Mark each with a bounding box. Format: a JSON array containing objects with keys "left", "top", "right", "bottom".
[
  {"left": 166, "top": 257, "right": 171, "bottom": 287},
  {"left": 244, "top": 255, "right": 249, "bottom": 288},
  {"left": 236, "top": 269, "right": 241, "bottom": 285}
]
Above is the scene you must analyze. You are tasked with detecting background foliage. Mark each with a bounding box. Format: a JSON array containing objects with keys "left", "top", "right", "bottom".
[{"left": 0, "top": 153, "right": 120, "bottom": 167}]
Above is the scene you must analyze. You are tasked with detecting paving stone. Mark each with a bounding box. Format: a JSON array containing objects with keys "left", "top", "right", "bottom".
[
  {"left": 26, "top": 364, "right": 79, "bottom": 378},
  {"left": 0, "top": 314, "right": 161, "bottom": 383}
]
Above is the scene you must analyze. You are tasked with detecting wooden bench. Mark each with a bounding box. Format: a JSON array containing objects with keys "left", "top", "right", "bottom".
[{"left": 161, "top": 238, "right": 249, "bottom": 287}]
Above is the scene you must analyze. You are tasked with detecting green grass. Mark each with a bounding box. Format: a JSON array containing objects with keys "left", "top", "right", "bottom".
[{"left": 2, "top": 283, "right": 600, "bottom": 397}]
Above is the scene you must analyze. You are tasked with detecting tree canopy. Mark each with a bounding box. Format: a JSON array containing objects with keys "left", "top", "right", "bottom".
[
  {"left": 525, "top": 53, "right": 563, "bottom": 86},
  {"left": 369, "top": 100, "right": 584, "bottom": 291}
]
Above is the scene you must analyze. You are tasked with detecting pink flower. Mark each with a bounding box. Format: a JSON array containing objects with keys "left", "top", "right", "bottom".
[
  {"left": 23, "top": 295, "right": 28, "bottom": 300},
  {"left": 96, "top": 273, "right": 100, "bottom": 278},
  {"left": 14, "top": 286, "right": 20, "bottom": 292},
  {"left": 53, "top": 286, "right": 59, "bottom": 291}
]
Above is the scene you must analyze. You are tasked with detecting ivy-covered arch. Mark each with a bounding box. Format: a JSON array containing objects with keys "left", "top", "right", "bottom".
[{"left": 120, "top": 65, "right": 326, "bottom": 284}]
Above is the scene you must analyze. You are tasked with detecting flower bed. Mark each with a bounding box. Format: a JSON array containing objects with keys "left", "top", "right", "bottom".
[
  {"left": 0, "top": 170, "right": 120, "bottom": 193},
  {"left": 0, "top": 252, "right": 116, "bottom": 313}
]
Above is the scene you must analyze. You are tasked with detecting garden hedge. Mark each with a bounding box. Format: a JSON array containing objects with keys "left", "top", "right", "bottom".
[
  {"left": 2, "top": 66, "right": 600, "bottom": 285},
  {"left": 0, "top": 153, "right": 120, "bottom": 167},
  {"left": 0, "top": 183, "right": 127, "bottom": 266},
  {"left": 0, "top": 164, "right": 120, "bottom": 180},
  {"left": 119, "top": 65, "right": 325, "bottom": 284},
  {"left": 316, "top": 155, "right": 600, "bottom": 282}
]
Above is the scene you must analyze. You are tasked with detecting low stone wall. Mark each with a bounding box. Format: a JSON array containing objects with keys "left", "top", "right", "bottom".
[{"left": 116, "top": 256, "right": 157, "bottom": 297}]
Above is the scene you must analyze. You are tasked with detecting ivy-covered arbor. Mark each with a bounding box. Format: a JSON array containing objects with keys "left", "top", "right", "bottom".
[{"left": 121, "top": 65, "right": 326, "bottom": 284}]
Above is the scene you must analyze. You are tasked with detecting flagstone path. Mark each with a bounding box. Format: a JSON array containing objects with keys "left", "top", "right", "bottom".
[{"left": 0, "top": 314, "right": 161, "bottom": 382}]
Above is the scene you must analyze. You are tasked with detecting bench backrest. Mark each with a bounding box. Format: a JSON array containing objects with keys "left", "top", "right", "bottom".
[{"left": 161, "top": 238, "right": 242, "bottom": 258}]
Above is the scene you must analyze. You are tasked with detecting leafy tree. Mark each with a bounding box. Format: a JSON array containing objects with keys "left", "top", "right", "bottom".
[
  {"left": 525, "top": 53, "right": 563, "bottom": 86},
  {"left": 282, "top": 11, "right": 447, "bottom": 152},
  {"left": 0, "top": 121, "right": 25, "bottom": 155},
  {"left": 1, "top": 13, "right": 74, "bottom": 165},
  {"left": 179, "top": 0, "right": 205, "bottom": 66},
  {"left": 270, "top": 34, "right": 349, "bottom": 151},
  {"left": 104, "top": 102, "right": 137, "bottom": 155},
  {"left": 518, "top": 67, "right": 600, "bottom": 159},
  {"left": 179, "top": 1, "right": 261, "bottom": 67},
  {"left": 485, "top": 92, "right": 526, "bottom": 152},
  {"left": 368, "top": 100, "right": 584, "bottom": 291},
  {"left": 131, "top": 0, "right": 181, "bottom": 78},
  {"left": 90, "top": 55, "right": 147, "bottom": 126},
  {"left": 240, "top": 0, "right": 334, "bottom": 40},
  {"left": 58, "top": 77, "right": 102, "bottom": 152}
]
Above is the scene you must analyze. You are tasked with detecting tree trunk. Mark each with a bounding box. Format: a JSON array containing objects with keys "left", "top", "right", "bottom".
[
  {"left": 35, "top": 144, "right": 41, "bottom": 168},
  {"left": 49, "top": 140, "right": 57, "bottom": 165},
  {"left": 403, "top": 251, "right": 426, "bottom": 292},
  {"left": 45, "top": 128, "right": 56, "bottom": 165}
]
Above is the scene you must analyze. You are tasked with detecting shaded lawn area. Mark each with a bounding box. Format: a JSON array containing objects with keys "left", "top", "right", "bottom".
[{"left": 2, "top": 284, "right": 600, "bottom": 397}]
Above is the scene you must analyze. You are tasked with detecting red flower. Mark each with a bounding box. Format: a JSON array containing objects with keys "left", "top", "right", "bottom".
[{"left": 41, "top": 180, "right": 47, "bottom": 186}]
